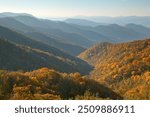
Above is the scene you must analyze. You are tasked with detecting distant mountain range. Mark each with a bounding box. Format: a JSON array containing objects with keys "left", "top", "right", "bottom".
[
  {"left": 0, "top": 12, "right": 33, "bottom": 18},
  {"left": 65, "top": 18, "right": 102, "bottom": 26},
  {"left": 72, "top": 16, "right": 150, "bottom": 27},
  {"left": 0, "top": 16, "right": 86, "bottom": 56}
]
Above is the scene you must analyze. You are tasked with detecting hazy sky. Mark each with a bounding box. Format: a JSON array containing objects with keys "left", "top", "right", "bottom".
[{"left": 0, "top": 0, "right": 150, "bottom": 17}]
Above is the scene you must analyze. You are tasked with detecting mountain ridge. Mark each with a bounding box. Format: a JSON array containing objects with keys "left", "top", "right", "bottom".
[
  {"left": 0, "top": 26, "right": 92, "bottom": 75},
  {"left": 78, "top": 38, "right": 150, "bottom": 99}
]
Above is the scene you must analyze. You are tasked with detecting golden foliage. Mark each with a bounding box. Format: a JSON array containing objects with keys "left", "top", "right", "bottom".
[
  {"left": 0, "top": 68, "right": 121, "bottom": 100},
  {"left": 79, "top": 39, "right": 150, "bottom": 100}
]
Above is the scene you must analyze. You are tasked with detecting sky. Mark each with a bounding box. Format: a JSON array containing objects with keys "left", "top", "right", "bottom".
[{"left": 0, "top": 0, "right": 150, "bottom": 18}]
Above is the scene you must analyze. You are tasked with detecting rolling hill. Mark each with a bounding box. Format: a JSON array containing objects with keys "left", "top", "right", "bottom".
[
  {"left": 0, "top": 17, "right": 85, "bottom": 55},
  {"left": 35, "top": 28, "right": 93, "bottom": 48},
  {"left": 125, "top": 23, "right": 150, "bottom": 36},
  {"left": 0, "top": 12, "right": 33, "bottom": 17},
  {"left": 74, "top": 16, "right": 150, "bottom": 27},
  {"left": 79, "top": 38, "right": 150, "bottom": 99},
  {"left": 25, "top": 31, "right": 85, "bottom": 55},
  {"left": 92, "top": 24, "right": 149, "bottom": 42},
  {"left": 12, "top": 15, "right": 112, "bottom": 43},
  {"left": 65, "top": 18, "right": 101, "bottom": 26},
  {"left": 0, "top": 26, "right": 92, "bottom": 75},
  {"left": 0, "top": 17, "right": 34, "bottom": 32},
  {"left": 0, "top": 38, "right": 92, "bottom": 74}
]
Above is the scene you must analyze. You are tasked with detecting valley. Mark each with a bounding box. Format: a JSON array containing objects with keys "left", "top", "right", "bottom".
[{"left": 0, "top": 12, "right": 150, "bottom": 100}]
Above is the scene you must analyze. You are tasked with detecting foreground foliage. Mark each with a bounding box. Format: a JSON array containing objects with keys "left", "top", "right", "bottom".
[{"left": 0, "top": 68, "right": 121, "bottom": 100}]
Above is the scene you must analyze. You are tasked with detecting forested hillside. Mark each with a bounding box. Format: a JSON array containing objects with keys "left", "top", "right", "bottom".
[
  {"left": 0, "top": 38, "right": 92, "bottom": 75},
  {"left": 79, "top": 38, "right": 150, "bottom": 99},
  {"left": 0, "top": 68, "right": 122, "bottom": 100}
]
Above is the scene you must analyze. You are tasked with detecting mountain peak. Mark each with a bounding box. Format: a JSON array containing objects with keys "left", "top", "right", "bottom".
[{"left": 0, "top": 12, "right": 33, "bottom": 18}]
